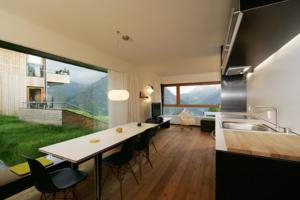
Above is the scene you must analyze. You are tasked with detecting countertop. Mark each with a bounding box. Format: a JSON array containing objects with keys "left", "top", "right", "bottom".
[{"left": 215, "top": 112, "right": 300, "bottom": 162}]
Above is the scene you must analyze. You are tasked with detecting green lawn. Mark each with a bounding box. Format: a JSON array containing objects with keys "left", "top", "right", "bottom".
[{"left": 0, "top": 115, "right": 94, "bottom": 166}]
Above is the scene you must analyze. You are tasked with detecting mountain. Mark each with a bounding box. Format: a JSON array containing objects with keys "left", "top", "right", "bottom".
[
  {"left": 163, "top": 85, "right": 221, "bottom": 115},
  {"left": 180, "top": 86, "right": 221, "bottom": 105},
  {"left": 164, "top": 86, "right": 220, "bottom": 105},
  {"left": 163, "top": 88, "right": 176, "bottom": 104},
  {"left": 47, "top": 82, "right": 86, "bottom": 103},
  {"left": 47, "top": 76, "right": 108, "bottom": 116},
  {"left": 67, "top": 76, "right": 108, "bottom": 115}
]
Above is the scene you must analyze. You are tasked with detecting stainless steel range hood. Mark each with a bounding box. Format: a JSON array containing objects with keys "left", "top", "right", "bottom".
[
  {"left": 225, "top": 66, "right": 252, "bottom": 76},
  {"left": 221, "top": 10, "right": 243, "bottom": 75}
]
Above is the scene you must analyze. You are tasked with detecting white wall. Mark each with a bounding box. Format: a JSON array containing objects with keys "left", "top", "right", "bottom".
[
  {"left": 247, "top": 33, "right": 300, "bottom": 133},
  {"left": 0, "top": 48, "right": 27, "bottom": 115},
  {"left": 162, "top": 72, "right": 220, "bottom": 84},
  {"left": 137, "top": 71, "right": 162, "bottom": 121}
]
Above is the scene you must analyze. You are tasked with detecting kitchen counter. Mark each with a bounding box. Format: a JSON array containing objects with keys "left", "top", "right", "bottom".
[{"left": 215, "top": 112, "right": 300, "bottom": 162}]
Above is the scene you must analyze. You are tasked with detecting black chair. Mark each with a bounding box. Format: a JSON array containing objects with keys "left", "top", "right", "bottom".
[
  {"left": 135, "top": 128, "right": 156, "bottom": 179},
  {"left": 24, "top": 156, "right": 88, "bottom": 200},
  {"left": 145, "top": 119, "right": 159, "bottom": 152},
  {"left": 102, "top": 137, "right": 139, "bottom": 200}
]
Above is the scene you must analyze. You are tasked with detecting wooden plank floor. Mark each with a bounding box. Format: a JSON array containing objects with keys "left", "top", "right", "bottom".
[{"left": 7, "top": 125, "right": 215, "bottom": 200}]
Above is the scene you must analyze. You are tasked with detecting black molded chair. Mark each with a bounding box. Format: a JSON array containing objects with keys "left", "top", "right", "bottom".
[
  {"left": 102, "top": 137, "right": 139, "bottom": 200},
  {"left": 145, "top": 119, "right": 159, "bottom": 152},
  {"left": 24, "top": 156, "right": 88, "bottom": 200},
  {"left": 136, "top": 128, "right": 156, "bottom": 179},
  {"left": 149, "top": 126, "right": 159, "bottom": 152}
]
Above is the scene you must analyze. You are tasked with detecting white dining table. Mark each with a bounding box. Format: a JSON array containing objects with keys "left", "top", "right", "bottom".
[{"left": 39, "top": 122, "right": 158, "bottom": 200}]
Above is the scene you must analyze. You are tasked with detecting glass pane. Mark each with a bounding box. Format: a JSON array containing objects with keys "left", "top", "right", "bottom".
[
  {"left": 46, "top": 59, "right": 108, "bottom": 130},
  {"left": 28, "top": 55, "right": 43, "bottom": 64},
  {"left": 0, "top": 48, "right": 108, "bottom": 166},
  {"left": 27, "top": 55, "right": 44, "bottom": 77},
  {"left": 180, "top": 84, "right": 221, "bottom": 105},
  {"left": 163, "top": 107, "right": 210, "bottom": 116},
  {"left": 163, "top": 86, "right": 177, "bottom": 104}
]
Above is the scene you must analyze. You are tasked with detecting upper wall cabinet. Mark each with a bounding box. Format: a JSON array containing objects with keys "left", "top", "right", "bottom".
[{"left": 222, "top": 0, "right": 300, "bottom": 75}]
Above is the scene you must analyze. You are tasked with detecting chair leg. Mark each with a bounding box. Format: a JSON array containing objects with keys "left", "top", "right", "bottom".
[
  {"left": 40, "top": 193, "right": 44, "bottom": 200},
  {"left": 119, "top": 178, "right": 123, "bottom": 200},
  {"left": 128, "top": 163, "right": 139, "bottom": 184},
  {"left": 115, "top": 168, "right": 124, "bottom": 200},
  {"left": 152, "top": 140, "right": 158, "bottom": 153},
  {"left": 101, "top": 168, "right": 110, "bottom": 190},
  {"left": 73, "top": 188, "right": 81, "bottom": 200},
  {"left": 133, "top": 152, "right": 138, "bottom": 165},
  {"left": 146, "top": 153, "right": 153, "bottom": 168},
  {"left": 63, "top": 190, "right": 67, "bottom": 200},
  {"left": 138, "top": 152, "right": 142, "bottom": 180},
  {"left": 146, "top": 147, "right": 153, "bottom": 168}
]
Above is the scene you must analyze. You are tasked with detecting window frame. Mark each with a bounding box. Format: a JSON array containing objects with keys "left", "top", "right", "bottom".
[
  {"left": 26, "top": 55, "right": 45, "bottom": 78},
  {"left": 0, "top": 40, "right": 107, "bottom": 73},
  {"left": 161, "top": 81, "right": 221, "bottom": 110}
]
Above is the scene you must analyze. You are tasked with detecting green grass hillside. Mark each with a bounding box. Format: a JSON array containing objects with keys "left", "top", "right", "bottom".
[
  {"left": 0, "top": 115, "right": 94, "bottom": 166},
  {"left": 66, "top": 108, "right": 109, "bottom": 127}
]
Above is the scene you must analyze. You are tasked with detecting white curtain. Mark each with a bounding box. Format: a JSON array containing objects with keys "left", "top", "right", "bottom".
[
  {"left": 108, "top": 70, "right": 129, "bottom": 127},
  {"left": 127, "top": 72, "right": 140, "bottom": 122},
  {"left": 108, "top": 70, "right": 144, "bottom": 127}
]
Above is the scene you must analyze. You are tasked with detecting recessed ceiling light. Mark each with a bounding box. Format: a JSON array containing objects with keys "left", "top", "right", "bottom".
[
  {"left": 122, "top": 35, "right": 130, "bottom": 41},
  {"left": 116, "top": 30, "right": 131, "bottom": 41}
]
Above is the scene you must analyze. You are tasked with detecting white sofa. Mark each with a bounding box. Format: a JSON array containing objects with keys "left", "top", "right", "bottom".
[{"left": 163, "top": 112, "right": 217, "bottom": 126}]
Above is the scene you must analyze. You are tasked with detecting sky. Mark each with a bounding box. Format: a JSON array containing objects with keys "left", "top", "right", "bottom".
[
  {"left": 166, "top": 86, "right": 197, "bottom": 95},
  {"left": 46, "top": 59, "right": 106, "bottom": 85},
  {"left": 166, "top": 85, "right": 220, "bottom": 95}
]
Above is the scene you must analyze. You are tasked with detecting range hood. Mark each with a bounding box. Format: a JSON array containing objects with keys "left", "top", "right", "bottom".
[
  {"left": 225, "top": 66, "right": 252, "bottom": 76},
  {"left": 221, "top": 10, "right": 243, "bottom": 75},
  {"left": 221, "top": 0, "right": 289, "bottom": 76}
]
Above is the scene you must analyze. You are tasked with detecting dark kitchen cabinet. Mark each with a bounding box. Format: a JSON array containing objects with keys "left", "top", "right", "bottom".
[
  {"left": 227, "top": 0, "right": 300, "bottom": 68},
  {"left": 216, "top": 150, "right": 300, "bottom": 200}
]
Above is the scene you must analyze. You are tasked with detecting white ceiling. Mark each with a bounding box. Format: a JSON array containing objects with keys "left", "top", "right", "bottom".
[{"left": 0, "top": 0, "right": 232, "bottom": 76}]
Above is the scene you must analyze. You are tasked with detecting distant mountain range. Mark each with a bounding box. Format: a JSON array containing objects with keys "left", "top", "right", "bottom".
[
  {"left": 47, "top": 76, "right": 108, "bottom": 116},
  {"left": 180, "top": 86, "right": 221, "bottom": 105},
  {"left": 163, "top": 86, "right": 220, "bottom": 115},
  {"left": 164, "top": 86, "right": 220, "bottom": 105}
]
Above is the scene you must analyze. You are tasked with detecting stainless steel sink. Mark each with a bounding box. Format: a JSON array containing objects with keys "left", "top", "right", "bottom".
[
  {"left": 222, "top": 122, "right": 276, "bottom": 132},
  {"left": 221, "top": 113, "right": 257, "bottom": 120}
]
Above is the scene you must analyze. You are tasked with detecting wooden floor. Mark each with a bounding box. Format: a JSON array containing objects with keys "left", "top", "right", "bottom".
[{"left": 7, "top": 125, "right": 215, "bottom": 200}]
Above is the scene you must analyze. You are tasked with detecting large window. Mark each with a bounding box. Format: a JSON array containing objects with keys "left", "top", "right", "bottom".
[
  {"left": 162, "top": 82, "right": 221, "bottom": 116},
  {"left": 0, "top": 46, "right": 108, "bottom": 166}
]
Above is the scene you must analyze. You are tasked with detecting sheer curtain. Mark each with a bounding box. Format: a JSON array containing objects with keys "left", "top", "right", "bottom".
[
  {"left": 108, "top": 70, "right": 129, "bottom": 127},
  {"left": 108, "top": 70, "right": 141, "bottom": 127},
  {"left": 127, "top": 72, "right": 140, "bottom": 122}
]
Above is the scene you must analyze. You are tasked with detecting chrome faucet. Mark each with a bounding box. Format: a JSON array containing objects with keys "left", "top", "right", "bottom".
[{"left": 248, "top": 105, "right": 279, "bottom": 130}]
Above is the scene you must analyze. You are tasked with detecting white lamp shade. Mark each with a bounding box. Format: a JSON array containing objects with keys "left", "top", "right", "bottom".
[
  {"left": 146, "top": 85, "right": 154, "bottom": 94},
  {"left": 108, "top": 90, "right": 129, "bottom": 101}
]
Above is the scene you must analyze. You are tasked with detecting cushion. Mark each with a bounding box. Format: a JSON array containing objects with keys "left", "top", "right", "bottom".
[{"left": 9, "top": 157, "right": 54, "bottom": 176}]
